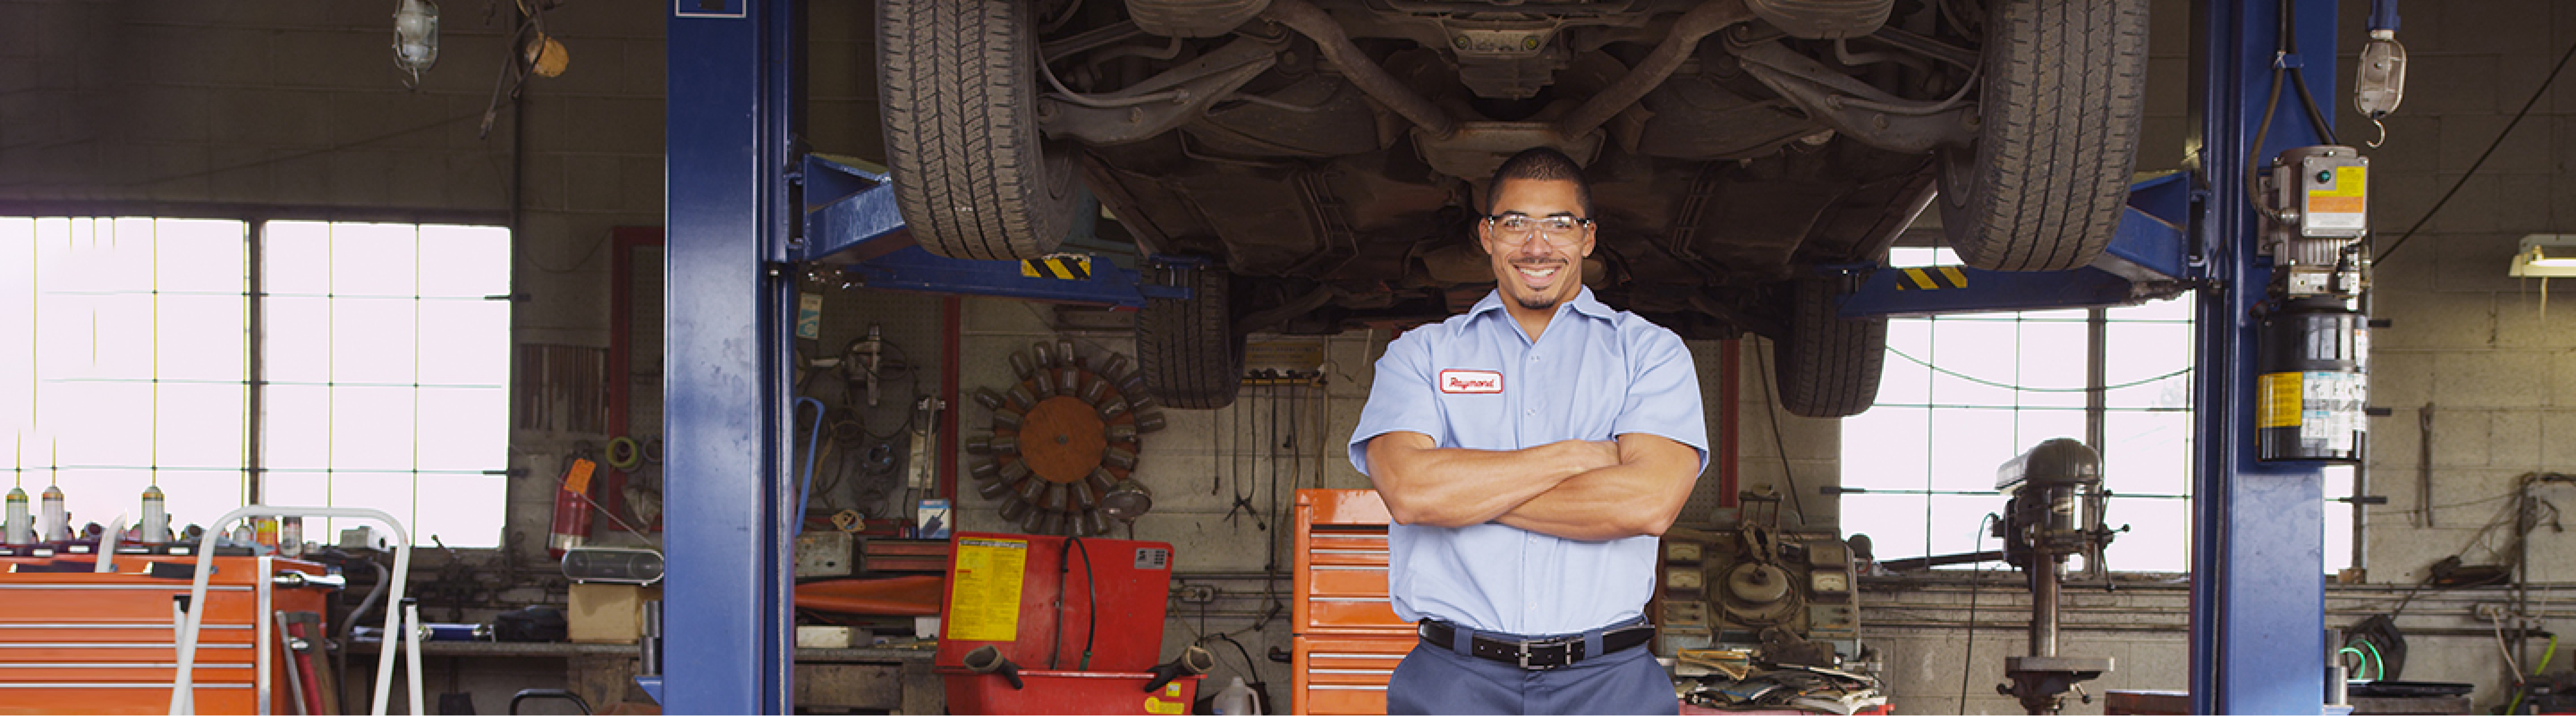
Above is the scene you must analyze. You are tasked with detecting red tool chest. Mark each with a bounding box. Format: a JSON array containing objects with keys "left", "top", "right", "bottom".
[
  {"left": 0, "top": 555, "right": 329, "bottom": 715},
  {"left": 1292, "top": 489, "right": 1414, "bottom": 715}
]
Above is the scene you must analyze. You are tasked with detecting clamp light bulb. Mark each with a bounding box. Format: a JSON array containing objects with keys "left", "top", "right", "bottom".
[{"left": 392, "top": 0, "right": 439, "bottom": 82}]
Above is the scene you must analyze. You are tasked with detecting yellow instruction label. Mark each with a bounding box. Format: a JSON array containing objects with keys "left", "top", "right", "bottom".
[
  {"left": 2259, "top": 372, "right": 2303, "bottom": 428},
  {"left": 946, "top": 538, "right": 1029, "bottom": 642},
  {"left": 2308, "top": 165, "right": 2368, "bottom": 215},
  {"left": 1145, "top": 697, "right": 1187, "bottom": 715}
]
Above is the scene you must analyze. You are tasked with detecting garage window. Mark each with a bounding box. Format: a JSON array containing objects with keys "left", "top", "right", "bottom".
[
  {"left": 1838, "top": 248, "right": 2354, "bottom": 574},
  {"left": 0, "top": 217, "right": 510, "bottom": 547}
]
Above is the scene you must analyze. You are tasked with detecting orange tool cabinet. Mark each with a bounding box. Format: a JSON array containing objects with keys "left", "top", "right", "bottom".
[
  {"left": 1292, "top": 489, "right": 1414, "bottom": 715},
  {"left": 0, "top": 555, "right": 330, "bottom": 715}
]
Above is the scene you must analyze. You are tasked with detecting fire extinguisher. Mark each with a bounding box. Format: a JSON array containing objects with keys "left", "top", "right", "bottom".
[{"left": 550, "top": 456, "right": 599, "bottom": 559}]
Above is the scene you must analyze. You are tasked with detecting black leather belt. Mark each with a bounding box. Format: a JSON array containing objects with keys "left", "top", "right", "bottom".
[{"left": 1417, "top": 619, "right": 1655, "bottom": 671}]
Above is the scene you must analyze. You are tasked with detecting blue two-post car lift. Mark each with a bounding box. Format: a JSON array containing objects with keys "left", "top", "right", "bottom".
[{"left": 658, "top": 0, "right": 2365, "bottom": 711}]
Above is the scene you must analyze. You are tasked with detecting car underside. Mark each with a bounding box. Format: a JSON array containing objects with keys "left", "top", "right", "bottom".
[{"left": 876, "top": 0, "right": 2148, "bottom": 414}]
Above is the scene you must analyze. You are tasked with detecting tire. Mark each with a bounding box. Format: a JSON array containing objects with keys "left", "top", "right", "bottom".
[
  {"left": 1936, "top": 0, "right": 2148, "bottom": 271},
  {"left": 1136, "top": 265, "right": 1243, "bottom": 409},
  {"left": 878, "top": 0, "right": 1077, "bottom": 260},
  {"left": 1774, "top": 280, "right": 1885, "bottom": 419}
]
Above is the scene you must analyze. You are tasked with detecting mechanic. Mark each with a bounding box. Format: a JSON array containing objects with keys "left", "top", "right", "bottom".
[{"left": 1347, "top": 147, "right": 1709, "bottom": 715}]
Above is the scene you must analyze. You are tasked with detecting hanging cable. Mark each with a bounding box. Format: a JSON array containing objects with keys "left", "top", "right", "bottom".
[
  {"left": 2378, "top": 36, "right": 2576, "bottom": 264},
  {"left": 1959, "top": 513, "right": 1999, "bottom": 715}
]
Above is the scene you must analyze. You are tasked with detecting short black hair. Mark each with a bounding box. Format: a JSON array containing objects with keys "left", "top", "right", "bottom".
[{"left": 1485, "top": 147, "right": 1593, "bottom": 218}]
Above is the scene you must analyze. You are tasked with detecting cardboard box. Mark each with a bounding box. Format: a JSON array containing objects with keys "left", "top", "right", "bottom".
[{"left": 568, "top": 583, "right": 662, "bottom": 644}]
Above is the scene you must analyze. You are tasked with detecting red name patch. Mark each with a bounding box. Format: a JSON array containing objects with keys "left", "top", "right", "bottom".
[{"left": 1438, "top": 369, "right": 1503, "bottom": 394}]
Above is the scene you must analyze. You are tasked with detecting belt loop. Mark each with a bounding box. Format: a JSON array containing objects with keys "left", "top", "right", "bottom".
[
  {"left": 1448, "top": 621, "right": 1473, "bottom": 655},
  {"left": 1582, "top": 628, "right": 1604, "bottom": 661}
]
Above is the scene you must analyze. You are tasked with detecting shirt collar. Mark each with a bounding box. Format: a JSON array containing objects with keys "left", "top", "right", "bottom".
[{"left": 1467, "top": 286, "right": 1615, "bottom": 323}]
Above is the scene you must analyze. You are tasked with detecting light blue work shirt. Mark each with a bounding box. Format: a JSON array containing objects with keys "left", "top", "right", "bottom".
[{"left": 1346, "top": 286, "right": 1708, "bottom": 637}]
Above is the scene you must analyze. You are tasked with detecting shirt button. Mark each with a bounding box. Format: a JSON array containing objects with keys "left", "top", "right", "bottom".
[{"left": 1525, "top": 409, "right": 1537, "bottom": 416}]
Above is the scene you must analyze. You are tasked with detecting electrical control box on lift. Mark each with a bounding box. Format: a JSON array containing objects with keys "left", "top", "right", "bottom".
[{"left": 2256, "top": 146, "right": 2373, "bottom": 464}]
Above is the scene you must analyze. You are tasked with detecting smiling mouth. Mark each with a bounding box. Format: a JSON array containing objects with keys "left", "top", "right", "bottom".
[{"left": 1513, "top": 261, "right": 1565, "bottom": 286}]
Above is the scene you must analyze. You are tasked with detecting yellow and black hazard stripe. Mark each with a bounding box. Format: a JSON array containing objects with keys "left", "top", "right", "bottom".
[
  {"left": 1020, "top": 256, "right": 1092, "bottom": 280},
  {"left": 1891, "top": 266, "right": 1970, "bottom": 291}
]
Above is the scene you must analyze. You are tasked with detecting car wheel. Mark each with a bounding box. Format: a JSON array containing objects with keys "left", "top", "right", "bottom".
[
  {"left": 1936, "top": 0, "right": 2148, "bottom": 271},
  {"left": 878, "top": 0, "right": 1077, "bottom": 260},
  {"left": 1775, "top": 280, "right": 1886, "bottom": 419},
  {"left": 1136, "top": 264, "right": 1243, "bottom": 410}
]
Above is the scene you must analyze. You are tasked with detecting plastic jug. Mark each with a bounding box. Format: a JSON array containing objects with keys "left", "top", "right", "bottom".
[{"left": 1213, "top": 676, "right": 1261, "bottom": 715}]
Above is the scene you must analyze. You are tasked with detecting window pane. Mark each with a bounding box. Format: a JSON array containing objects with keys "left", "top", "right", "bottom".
[
  {"left": 158, "top": 294, "right": 247, "bottom": 382},
  {"left": 2103, "top": 411, "right": 2191, "bottom": 498},
  {"left": 1841, "top": 406, "right": 1931, "bottom": 490},
  {"left": 416, "top": 473, "right": 505, "bottom": 547},
  {"left": 1927, "top": 408, "right": 2021, "bottom": 492},
  {"left": 330, "top": 223, "right": 419, "bottom": 297},
  {"left": 261, "top": 384, "right": 332, "bottom": 471},
  {"left": 330, "top": 386, "right": 416, "bottom": 471},
  {"left": 418, "top": 300, "right": 509, "bottom": 386},
  {"left": 2104, "top": 495, "right": 2190, "bottom": 572},
  {"left": 262, "top": 471, "right": 330, "bottom": 517},
  {"left": 263, "top": 297, "right": 332, "bottom": 384},
  {"left": 51, "top": 380, "right": 151, "bottom": 471},
  {"left": 417, "top": 387, "right": 506, "bottom": 473},
  {"left": 1877, "top": 321, "right": 1933, "bottom": 406},
  {"left": 157, "top": 382, "right": 245, "bottom": 470},
  {"left": 2106, "top": 321, "right": 2194, "bottom": 409},
  {"left": 2011, "top": 409, "right": 2088, "bottom": 454},
  {"left": 1841, "top": 493, "right": 1929, "bottom": 563},
  {"left": 54, "top": 467, "right": 151, "bottom": 533},
  {"left": 154, "top": 219, "right": 247, "bottom": 295},
  {"left": 329, "top": 471, "right": 417, "bottom": 542},
  {"left": 418, "top": 226, "right": 511, "bottom": 298},
  {"left": 158, "top": 471, "right": 245, "bottom": 532},
  {"left": 2012, "top": 320, "right": 2089, "bottom": 409},
  {"left": 1924, "top": 319, "right": 2020, "bottom": 406},
  {"left": 264, "top": 221, "right": 335, "bottom": 297},
  {"left": 1928, "top": 494, "right": 2009, "bottom": 560},
  {"left": 331, "top": 298, "right": 417, "bottom": 385}
]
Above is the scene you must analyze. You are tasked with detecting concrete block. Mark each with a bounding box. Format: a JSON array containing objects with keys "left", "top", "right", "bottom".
[
  {"left": 2493, "top": 291, "right": 2576, "bottom": 350},
  {"left": 386, "top": 149, "right": 458, "bottom": 209},
  {"left": 2367, "top": 240, "right": 2436, "bottom": 292},
  {"left": 2426, "top": 174, "right": 2500, "bottom": 234},
  {"left": 130, "top": 85, "right": 210, "bottom": 146},
  {"left": 962, "top": 295, "right": 1059, "bottom": 335},
  {"left": 2368, "top": 172, "right": 2437, "bottom": 247},
  {"left": 2490, "top": 171, "right": 2558, "bottom": 235},
  {"left": 2369, "top": 350, "right": 2433, "bottom": 409},
  {"left": 619, "top": 155, "right": 662, "bottom": 214},
  {"left": 2444, "top": 0, "right": 2554, "bottom": 60},
  {"left": 520, "top": 153, "right": 568, "bottom": 211},
  {"left": 2143, "top": 55, "right": 2188, "bottom": 117},
  {"left": 208, "top": 88, "right": 323, "bottom": 149},
  {"left": 2542, "top": 412, "right": 2576, "bottom": 469},
  {"left": 2368, "top": 290, "right": 2491, "bottom": 349},
  {"left": 622, "top": 39, "right": 667, "bottom": 97},
  {"left": 2434, "top": 232, "right": 2529, "bottom": 294},
  {"left": 2488, "top": 409, "right": 2543, "bottom": 470},
  {"left": 2438, "top": 113, "right": 2549, "bottom": 177},
  {"left": 2137, "top": 116, "right": 2191, "bottom": 174},
  {"left": 2410, "top": 54, "right": 2498, "bottom": 123},
  {"left": 2429, "top": 468, "right": 2528, "bottom": 526},
  {"left": 561, "top": 97, "right": 664, "bottom": 155},
  {"left": 2432, "top": 350, "right": 2551, "bottom": 408},
  {"left": 809, "top": 40, "right": 878, "bottom": 102},
  {"left": 807, "top": 97, "right": 886, "bottom": 161},
  {"left": 270, "top": 151, "right": 335, "bottom": 205},
  {"left": 144, "top": 143, "right": 212, "bottom": 202},
  {"left": 204, "top": 145, "right": 273, "bottom": 205},
  {"left": 2555, "top": 351, "right": 2576, "bottom": 407},
  {"left": 563, "top": 153, "right": 623, "bottom": 212}
]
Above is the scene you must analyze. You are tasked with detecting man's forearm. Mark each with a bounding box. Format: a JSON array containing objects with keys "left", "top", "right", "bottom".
[
  {"left": 1366, "top": 434, "right": 1617, "bottom": 527},
  {"left": 1496, "top": 435, "right": 1699, "bottom": 541}
]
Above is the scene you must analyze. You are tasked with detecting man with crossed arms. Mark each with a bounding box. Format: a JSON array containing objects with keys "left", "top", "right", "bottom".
[{"left": 1348, "top": 147, "right": 1708, "bottom": 715}]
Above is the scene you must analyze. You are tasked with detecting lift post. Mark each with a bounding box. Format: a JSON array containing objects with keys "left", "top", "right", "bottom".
[
  {"left": 2189, "top": 0, "right": 2345, "bottom": 712},
  {"left": 664, "top": 0, "right": 799, "bottom": 712}
]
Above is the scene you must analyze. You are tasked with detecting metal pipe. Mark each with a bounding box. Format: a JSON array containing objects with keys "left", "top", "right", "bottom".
[
  {"left": 2030, "top": 558, "right": 2061, "bottom": 658},
  {"left": 1558, "top": 0, "right": 1754, "bottom": 140},
  {"left": 1259, "top": 0, "right": 1453, "bottom": 137}
]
